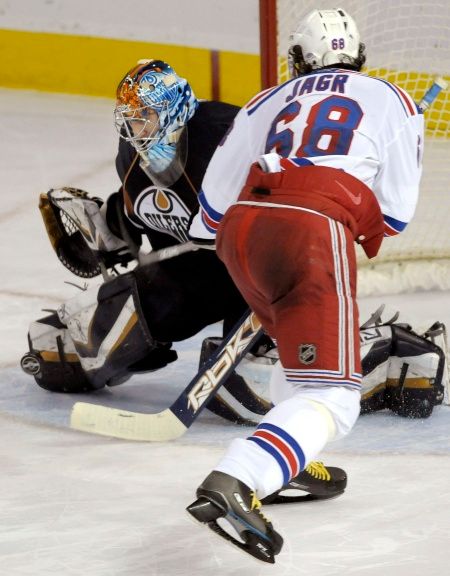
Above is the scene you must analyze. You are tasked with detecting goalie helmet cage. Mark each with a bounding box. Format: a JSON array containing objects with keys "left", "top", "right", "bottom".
[{"left": 259, "top": 0, "right": 450, "bottom": 295}]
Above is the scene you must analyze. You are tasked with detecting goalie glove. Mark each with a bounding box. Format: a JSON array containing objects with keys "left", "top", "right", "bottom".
[{"left": 39, "top": 187, "right": 134, "bottom": 278}]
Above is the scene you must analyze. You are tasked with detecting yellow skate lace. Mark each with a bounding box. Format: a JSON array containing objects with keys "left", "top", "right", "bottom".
[
  {"left": 304, "top": 461, "right": 331, "bottom": 481},
  {"left": 250, "top": 492, "right": 269, "bottom": 522}
]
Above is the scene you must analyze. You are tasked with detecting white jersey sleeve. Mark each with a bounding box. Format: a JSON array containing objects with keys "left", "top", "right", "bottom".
[
  {"left": 189, "top": 71, "right": 424, "bottom": 240},
  {"left": 370, "top": 95, "right": 424, "bottom": 235}
]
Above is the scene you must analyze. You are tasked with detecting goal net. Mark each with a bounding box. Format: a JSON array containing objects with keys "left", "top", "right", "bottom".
[{"left": 260, "top": 0, "right": 450, "bottom": 294}]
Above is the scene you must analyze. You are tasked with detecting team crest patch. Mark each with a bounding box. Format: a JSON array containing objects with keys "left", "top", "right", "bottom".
[
  {"left": 298, "top": 344, "right": 316, "bottom": 365},
  {"left": 134, "top": 186, "right": 191, "bottom": 242}
]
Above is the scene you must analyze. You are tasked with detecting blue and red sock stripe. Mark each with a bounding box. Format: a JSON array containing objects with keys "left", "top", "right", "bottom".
[{"left": 248, "top": 422, "right": 305, "bottom": 484}]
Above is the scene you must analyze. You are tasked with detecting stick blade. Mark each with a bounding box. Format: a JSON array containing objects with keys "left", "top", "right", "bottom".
[{"left": 70, "top": 402, "right": 187, "bottom": 442}]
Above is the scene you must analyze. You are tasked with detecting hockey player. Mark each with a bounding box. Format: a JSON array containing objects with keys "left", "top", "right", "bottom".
[{"left": 186, "top": 8, "right": 428, "bottom": 563}]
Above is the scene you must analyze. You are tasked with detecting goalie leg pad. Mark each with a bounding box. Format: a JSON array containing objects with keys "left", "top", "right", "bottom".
[
  {"left": 58, "top": 272, "right": 177, "bottom": 389},
  {"left": 21, "top": 312, "right": 95, "bottom": 393},
  {"left": 360, "top": 323, "right": 446, "bottom": 418},
  {"left": 359, "top": 326, "right": 392, "bottom": 414},
  {"left": 22, "top": 273, "right": 177, "bottom": 393},
  {"left": 198, "top": 316, "right": 447, "bottom": 422},
  {"left": 385, "top": 323, "right": 446, "bottom": 418}
]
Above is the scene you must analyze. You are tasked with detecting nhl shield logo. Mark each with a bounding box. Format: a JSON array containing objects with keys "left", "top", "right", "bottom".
[{"left": 298, "top": 343, "right": 316, "bottom": 365}]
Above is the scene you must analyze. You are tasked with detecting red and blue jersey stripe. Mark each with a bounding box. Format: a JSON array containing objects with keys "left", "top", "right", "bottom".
[
  {"left": 374, "top": 78, "right": 420, "bottom": 118},
  {"left": 197, "top": 189, "right": 224, "bottom": 233},
  {"left": 245, "top": 81, "right": 296, "bottom": 116},
  {"left": 383, "top": 214, "right": 408, "bottom": 236}
]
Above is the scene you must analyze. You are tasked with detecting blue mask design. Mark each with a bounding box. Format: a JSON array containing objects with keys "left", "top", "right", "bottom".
[{"left": 146, "top": 138, "right": 177, "bottom": 173}]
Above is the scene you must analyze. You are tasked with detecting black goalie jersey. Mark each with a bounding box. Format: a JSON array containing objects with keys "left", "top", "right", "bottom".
[{"left": 105, "top": 100, "right": 248, "bottom": 342}]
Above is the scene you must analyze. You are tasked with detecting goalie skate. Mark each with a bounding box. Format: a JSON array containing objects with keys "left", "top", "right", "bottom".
[
  {"left": 186, "top": 471, "right": 283, "bottom": 564},
  {"left": 262, "top": 461, "right": 347, "bottom": 504}
]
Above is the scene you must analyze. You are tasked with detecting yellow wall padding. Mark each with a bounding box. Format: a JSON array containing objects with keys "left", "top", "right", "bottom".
[{"left": 0, "top": 28, "right": 262, "bottom": 105}]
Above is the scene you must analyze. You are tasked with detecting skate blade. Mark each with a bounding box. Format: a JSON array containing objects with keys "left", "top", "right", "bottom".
[
  {"left": 208, "top": 519, "right": 276, "bottom": 564},
  {"left": 186, "top": 498, "right": 277, "bottom": 564},
  {"left": 263, "top": 490, "right": 345, "bottom": 505}
]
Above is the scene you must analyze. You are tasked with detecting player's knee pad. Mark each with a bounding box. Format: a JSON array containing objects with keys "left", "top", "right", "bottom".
[
  {"left": 360, "top": 321, "right": 447, "bottom": 418},
  {"left": 292, "top": 385, "right": 360, "bottom": 441},
  {"left": 22, "top": 272, "right": 177, "bottom": 392}
]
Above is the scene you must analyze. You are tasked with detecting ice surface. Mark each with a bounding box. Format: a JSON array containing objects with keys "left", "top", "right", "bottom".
[{"left": 0, "top": 88, "right": 449, "bottom": 575}]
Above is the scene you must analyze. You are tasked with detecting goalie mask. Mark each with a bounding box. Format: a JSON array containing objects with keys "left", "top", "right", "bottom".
[
  {"left": 288, "top": 8, "right": 366, "bottom": 77},
  {"left": 114, "top": 59, "right": 198, "bottom": 186}
]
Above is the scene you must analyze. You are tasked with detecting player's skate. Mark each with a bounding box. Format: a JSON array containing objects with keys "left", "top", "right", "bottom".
[
  {"left": 186, "top": 471, "right": 283, "bottom": 564},
  {"left": 262, "top": 461, "right": 347, "bottom": 504}
]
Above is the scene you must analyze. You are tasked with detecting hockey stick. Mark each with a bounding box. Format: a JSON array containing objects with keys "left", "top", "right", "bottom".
[
  {"left": 70, "top": 310, "right": 263, "bottom": 441},
  {"left": 139, "top": 240, "right": 204, "bottom": 266},
  {"left": 417, "top": 76, "right": 448, "bottom": 112}
]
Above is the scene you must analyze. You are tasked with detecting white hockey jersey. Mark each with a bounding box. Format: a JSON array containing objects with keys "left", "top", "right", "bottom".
[{"left": 189, "top": 69, "right": 424, "bottom": 240}]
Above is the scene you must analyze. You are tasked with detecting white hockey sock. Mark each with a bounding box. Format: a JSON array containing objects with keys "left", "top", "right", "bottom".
[
  {"left": 214, "top": 386, "right": 360, "bottom": 499},
  {"left": 214, "top": 395, "right": 333, "bottom": 498}
]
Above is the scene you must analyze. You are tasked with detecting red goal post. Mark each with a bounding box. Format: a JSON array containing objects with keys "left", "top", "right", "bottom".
[{"left": 259, "top": 0, "right": 450, "bottom": 294}]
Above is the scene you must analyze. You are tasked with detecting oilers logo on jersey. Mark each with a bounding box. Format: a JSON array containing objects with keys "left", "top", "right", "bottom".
[{"left": 134, "top": 186, "right": 191, "bottom": 242}]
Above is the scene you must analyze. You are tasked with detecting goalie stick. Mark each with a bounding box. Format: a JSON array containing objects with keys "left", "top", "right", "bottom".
[
  {"left": 70, "top": 310, "right": 263, "bottom": 441},
  {"left": 138, "top": 240, "right": 202, "bottom": 266}
]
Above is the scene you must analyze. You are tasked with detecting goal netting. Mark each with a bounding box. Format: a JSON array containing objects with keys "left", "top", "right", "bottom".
[{"left": 260, "top": 0, "right": 450, "bottom": 295}]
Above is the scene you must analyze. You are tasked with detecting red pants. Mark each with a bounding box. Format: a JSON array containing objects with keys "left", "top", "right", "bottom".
[{"left": 217, "top": 204, "right": 362, "bottom": 390}]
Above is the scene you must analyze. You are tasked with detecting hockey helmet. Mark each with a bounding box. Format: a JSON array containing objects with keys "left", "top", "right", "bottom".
[
  {"left": 114, "top": 59, "right": 198, "bottom": 154},
  {"left": 288, "top": 8, "right": 366, "bottom": 77}
]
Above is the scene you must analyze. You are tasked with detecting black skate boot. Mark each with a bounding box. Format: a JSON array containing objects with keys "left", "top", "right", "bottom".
[
  {"left": 186, "top": 471, "right": 283, "bottom": 564},
  {"left": 262, "top": 461, "right": 347, "bottom": 504}
]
